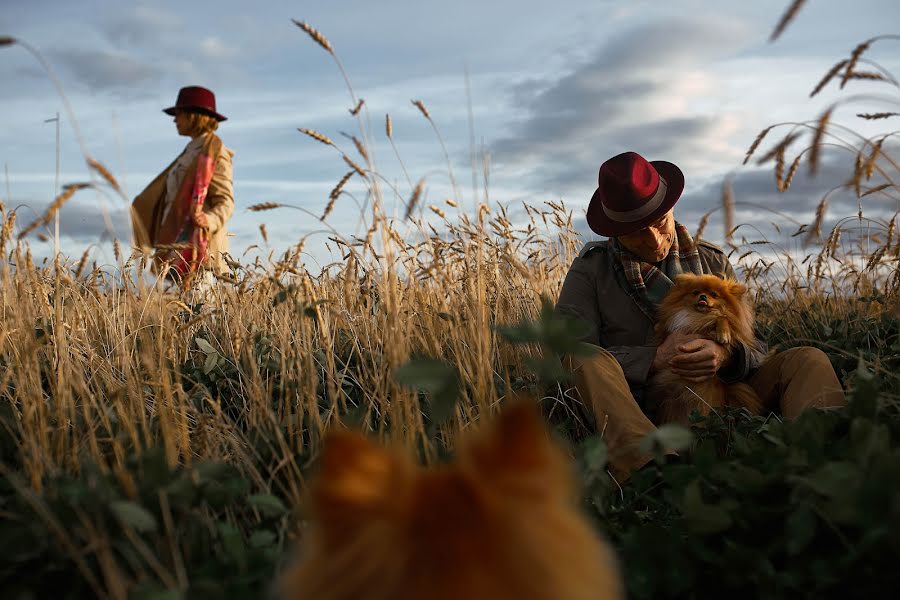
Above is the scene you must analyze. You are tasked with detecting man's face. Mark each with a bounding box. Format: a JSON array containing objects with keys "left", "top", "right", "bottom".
[{"left": 617, "top": 210, "right": 675, "bottom": 263}]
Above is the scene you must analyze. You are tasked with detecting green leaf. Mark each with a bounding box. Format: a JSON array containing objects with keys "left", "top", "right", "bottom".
[
  {"left": 799, "top": 461, "right": 863, "bottom": 500},
  {"left": 247, "top": 494, "right": 288, "bottom": 518},
  {"left": 203, "top": 352, "right": 219, "bottom": 375},
  {"left": 680, "top": 481, "right": 732, "bottom": 534},
  {"left": 249, "top": 529, "right": 277, "bottom": 548},
  {"left": 394, "top": 357, "right": 460, "bottom": 424},
  {"left": 110, "top": 500, "right": 157, "bottom": 533},
  {"left": 218, "top": 522, "right": 246, "bottom": 567},
  {"left": 579, "top": 436, "right": 608, "bottom": 474},
  {"left": 640, "top": 424, "right": 694, "bottom": 456},
  {"left": 849, "top": 358, "right": 879, "bottom": 419},
  {"left": 195, "top": 337, "right": 216, "bottom": 355},
  {"left": 786, "top": 508, "right": 817, "bottom": 555}
]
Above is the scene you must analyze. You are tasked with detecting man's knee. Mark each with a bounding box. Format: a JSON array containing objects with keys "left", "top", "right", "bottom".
[
  {"left": 781, "top": 346, "right": 833, "bottom": 371},
  {"left": 568, "top": 345, "right": 627, "bottom": 380}
]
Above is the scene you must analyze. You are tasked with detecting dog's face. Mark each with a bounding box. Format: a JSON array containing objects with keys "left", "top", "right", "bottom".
[
  {"left": 664, "top": 273, "right": 747, "bottom": 316},
  {"left": 282, "top": 403, "right": 622, "bottom": 600}
]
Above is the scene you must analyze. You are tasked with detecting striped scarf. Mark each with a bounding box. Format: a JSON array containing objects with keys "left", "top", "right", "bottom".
[{"left": 611, "top": 222, "right": 703, "bottom": 318}]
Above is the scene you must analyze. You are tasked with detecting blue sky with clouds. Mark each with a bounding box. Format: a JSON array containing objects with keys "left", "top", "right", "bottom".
[{"left": 2, "top": 0, "right": 899, "bottom": 271}]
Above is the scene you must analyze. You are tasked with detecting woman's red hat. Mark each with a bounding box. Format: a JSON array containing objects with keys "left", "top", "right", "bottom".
[{"left": 163, "top": 86, "right": 227, "bottom": 122}]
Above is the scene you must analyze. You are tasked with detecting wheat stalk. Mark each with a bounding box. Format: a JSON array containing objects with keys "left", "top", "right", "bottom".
[
  {"left": 18, "top": 182, "right": 91, "bottom": 239},
  {"left": 810, "top": 59, "right": 849, "bottom": 97},
  {"left": 808, "top": 106, "right": 834, "bottom": 175},
  {"left": 298, "top": 128, "right": 334, "bottom": 147},
  {"left": 411, "top": 99, "right": 431, "bottom": 120},
  {"left": 291, "top": 20, "right": 334, "bottom": 54},
  {"left": 342, "top": 155, "right": 366, "bottom": 177},
  {"left": 385, "top": 113, "right": 394, "bottom": 138},
  {"left": 322, "top": 171, "right": 354, "bottom": 221},
  {"left": 722, "top": 177, "right": 735, "bottom": 248},
  {"left": 349, "top": 99, "right": 364, "bottom": 116},
  {"left": 857, "top": 112, "right": 899, "bottom": 120},
  {"left": 404, "top": 179, "right": 425, "bottom": 220},
  {"left": 87, "top": 157, "right": 122, "bottom": 194},
  {"left": 73, "top": 248, "right": 90, "bottom": 278},
  {"left": 744, "top": 126, "right": 774, "bottom": 164},
  {"left": 840, "top": 40, "right": 873, "bottom": 89},
  {"left": 351, "top": 136, "right": 369, "bottom": 162},
  {"left": 861, "top": 183, "right": 892, "bottom": 198},
  {"left": 781, "top": 154, "right": 802, "bottom": 192},
  {"left": 695, "top": 211, "right": 712, "bottom": 240},
  {"left": 769, "top": 0, "right": 806, "bottom": 42},
  {"left": 247, "top": 202, "right": 284, "bottom": 212}
]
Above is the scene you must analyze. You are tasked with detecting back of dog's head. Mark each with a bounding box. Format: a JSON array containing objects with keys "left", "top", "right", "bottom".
[{"left": 281, "top": 402, "right": 622, "bottom": 600}]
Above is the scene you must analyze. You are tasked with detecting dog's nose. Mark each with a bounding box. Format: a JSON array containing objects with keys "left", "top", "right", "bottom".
[{"left": 698, "top": 293, "right": 708, "bottom": 302}]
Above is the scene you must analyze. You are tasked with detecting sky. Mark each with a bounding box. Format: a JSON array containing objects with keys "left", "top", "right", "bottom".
[{"left": 2, "top": 0, "right": 899, "bottom": 274}]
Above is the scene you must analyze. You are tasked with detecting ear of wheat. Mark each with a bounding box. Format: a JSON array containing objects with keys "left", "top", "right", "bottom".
[
  {"left": 298, "top": 128, "right": 334, "bottom": 146},
  {"left": 291, "top": 20, "right": 334, "bottom": 54},
  {"left": 18, "top": 182, "right": 91, "bottom": 239},
  {"left": 769, "top": 0, "right": 806, "bottom": 42},
  {"left": 404, "top": 179, "right": 425, "bottom": 220},
  {"left": 248, "top": 202, "right": 284, "bottom": 212}
]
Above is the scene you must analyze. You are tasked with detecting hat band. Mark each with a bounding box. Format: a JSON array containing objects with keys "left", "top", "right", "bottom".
[{"left": 602, "top": 176, "right": 668, "bottom": 223}]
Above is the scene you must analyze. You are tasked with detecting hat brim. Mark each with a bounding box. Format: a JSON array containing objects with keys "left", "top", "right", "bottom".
[
  {"left": 163, "top": 106, "right": 227, "bottom": 122},
  {"left": 586, "top": 160, "right": 684, "bottom": 237}
]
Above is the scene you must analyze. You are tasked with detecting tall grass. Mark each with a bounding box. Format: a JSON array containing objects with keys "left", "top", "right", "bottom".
[{"left": 1, "top": 17, "right": 899, "bottom": 599}]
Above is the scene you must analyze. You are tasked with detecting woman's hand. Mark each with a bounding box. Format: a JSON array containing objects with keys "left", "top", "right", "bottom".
[
  {"left": 191, "top": 208, "right": 210, "bottom": 229},
  {"left": 668, "top": 339, "right": 729, "bottom": 382}
]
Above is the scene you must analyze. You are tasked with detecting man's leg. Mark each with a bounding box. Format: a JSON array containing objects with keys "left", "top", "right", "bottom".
[
  {"left": 565, "top": 346, "right": 658, "bottom": 482},
  {"left": 747, "top": 347, "right": 846, "bottom": 418}
]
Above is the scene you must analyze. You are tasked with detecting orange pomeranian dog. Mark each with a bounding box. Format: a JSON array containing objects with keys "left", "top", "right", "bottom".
[
  {"left": 280, "top": 402, "right": 622, "bottom": 600},
  {"left": 647, "top": 273, "right": 763, "bottom": 426}
]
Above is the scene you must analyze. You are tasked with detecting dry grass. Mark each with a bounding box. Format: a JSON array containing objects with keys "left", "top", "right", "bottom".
[{"left": 3, "top": 20, "right": 900, "bottom": 599}]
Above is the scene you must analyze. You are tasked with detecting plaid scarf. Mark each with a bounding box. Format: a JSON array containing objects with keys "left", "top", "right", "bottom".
[{"left": 611, "top": 222, "right": 703, "bottom": 318}]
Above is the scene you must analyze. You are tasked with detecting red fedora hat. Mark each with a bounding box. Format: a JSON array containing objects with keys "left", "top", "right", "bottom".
[
  {"left": 586, "top": 151, "right": 684, "bottom": 237},
  {"left": 163, "top": 86, "right": 227, "bottom": 122}
]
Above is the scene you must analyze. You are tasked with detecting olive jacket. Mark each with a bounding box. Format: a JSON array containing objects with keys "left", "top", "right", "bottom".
[{"left": 555, "top": 237, "right": 767, "bottom": 404}]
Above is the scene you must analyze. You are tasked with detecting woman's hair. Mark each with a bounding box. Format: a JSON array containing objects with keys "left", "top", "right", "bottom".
[{"left": 182, "top": 110, "right": 219, "bottom": 137}]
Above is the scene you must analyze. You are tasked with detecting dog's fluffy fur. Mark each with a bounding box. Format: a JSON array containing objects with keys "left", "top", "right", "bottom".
[
  {"left": 647, "top": 273, "right": 763, "bottom": 425},
  {"left": 281, "top": 402, "right": 622, "bottom": 600}
]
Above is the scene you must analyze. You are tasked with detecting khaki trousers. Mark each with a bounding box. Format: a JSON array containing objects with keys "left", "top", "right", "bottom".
[{"left": 566, "top": 346, "right": 847, "bottom": 482}]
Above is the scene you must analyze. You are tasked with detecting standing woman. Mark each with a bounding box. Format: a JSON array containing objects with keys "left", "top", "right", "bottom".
[{"left": 131, "top": 85, "right": 235, "bottom": 289}]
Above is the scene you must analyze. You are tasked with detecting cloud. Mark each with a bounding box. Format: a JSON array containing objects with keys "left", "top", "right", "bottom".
[
  {"left": 49, "top": 48, "right": 163, "bottom": 92},
  {"left": 101, "top": 4, "right": 182, "bottom": 48},
  {"left": 490, "top": 16, "right": 751, "bottom": 196}
]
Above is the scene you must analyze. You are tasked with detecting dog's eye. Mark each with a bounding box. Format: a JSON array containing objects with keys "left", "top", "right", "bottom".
[
  {"left": 710, "top": 292, "right": 719, "bottom": 298},
  {"left": 692, "top": 290, "right": 699, "bottom": 295}
]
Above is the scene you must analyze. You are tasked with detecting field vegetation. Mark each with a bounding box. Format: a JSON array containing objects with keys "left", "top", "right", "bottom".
[{"left": 2, "top": 10, "right": 900, "bottom": 599}]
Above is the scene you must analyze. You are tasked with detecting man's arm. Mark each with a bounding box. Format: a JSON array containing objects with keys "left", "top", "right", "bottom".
[
  {"left": 556, "top": 252, "right": 657, "bottom": 387},
  {"left": 555, "top": 255, "right": 601, "bottom": 345}
]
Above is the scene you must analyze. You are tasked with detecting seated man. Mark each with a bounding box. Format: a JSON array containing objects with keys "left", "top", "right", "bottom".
[{"left": 556, "top": 151, "right": 846, "bottom": 482}]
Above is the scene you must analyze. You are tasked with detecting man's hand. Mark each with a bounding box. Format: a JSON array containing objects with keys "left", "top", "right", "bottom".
[
  {"left": 668, "top": 338, "right": 729, "bottom": 383},
  {"left": 652, "top": 332, "right": 701, "bottom": 374},
  {"left": 191, "top": 208, "right": 210, "bottom": 229}
]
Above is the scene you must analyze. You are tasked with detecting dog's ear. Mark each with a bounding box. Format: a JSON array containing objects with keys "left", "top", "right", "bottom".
[
  {"left": 311, "top": 429, "right": 407, "bottom": 525},
  {"left": 673, "top": 274, "right": 695, "bottom": 285},
  {"left": 727, "top": 281, "right": 748, "bottom": 296},
  {"left": 462, "top": 399, "right": 571, "bottom": 497}
]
